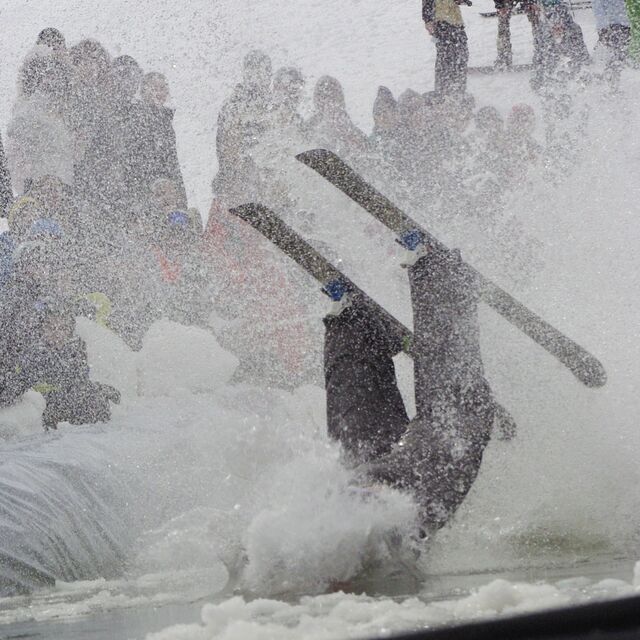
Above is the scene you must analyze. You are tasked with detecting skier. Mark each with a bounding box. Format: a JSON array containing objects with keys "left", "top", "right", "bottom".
[
  {"left": 422, "top": 0, "right": 470, "bottom": 95},
  {"left": 324, "top": 241, "right": 494, "bottom": 533},
  {"left": 592, "top": 0, "right": 631, "bottom": 85}
]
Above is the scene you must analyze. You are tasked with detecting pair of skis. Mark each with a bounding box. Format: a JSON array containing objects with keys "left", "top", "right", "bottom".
[{"left": 230, "top": 149, "right": 606, "bottom": 395}]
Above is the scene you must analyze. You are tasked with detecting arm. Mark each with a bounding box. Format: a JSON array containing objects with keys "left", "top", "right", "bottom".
[{"left": 422, "top": 0, "right": 435, "bottom": 24}]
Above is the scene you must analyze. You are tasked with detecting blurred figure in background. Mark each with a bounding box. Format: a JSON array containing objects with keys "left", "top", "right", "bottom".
[
  {"left": 592, "top": 0, "right": 631, "bottom": 86},
  {"left": 422, "top": 0, "right": 470, "bottom": 95},
  {"left": 213, "top": 50, "right": 273, "bottom": 205},
  {"left": 0, "top": 297, "right": 119, "bottom": 430},
  {"left": 7, "top": 49, "right": 73, "bottom": 195},
  {"left": 369, "top": 86, "right": 402, "bottom": 164},
  {"left": 271, "top": 66, "right": 306, "bottom": 133},
  {"left": 305, "top": 75, "right": 369, "bottom": 158},
  {"left": 493, "top": 0, "right": 540, "bottom": 68},
  {"left": 135, "top": 72, "right": 187, "bottom": 208}
]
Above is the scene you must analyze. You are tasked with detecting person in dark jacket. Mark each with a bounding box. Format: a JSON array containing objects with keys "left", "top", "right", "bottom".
[
  {"left": 3, "top": 298, "right": 120, "bottom": 430},
  {"left": 78, "top": 55, "right": 146, "bottom": 244},
  {"left": 324, "top": 243, "right": 495, "bottom": 533},
  {"left": 422, "top": 0, "right": 470, "bottom": 95},
  {"left": 531, "top": 3, "right": 590, "bottom": 91},
  {"left": 134, "top": 72, "right": 187, "bottom": 206}
]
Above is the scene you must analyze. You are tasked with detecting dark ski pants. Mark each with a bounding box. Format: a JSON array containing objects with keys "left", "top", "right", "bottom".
[
  {"left": 434, "top": 22, "right": 469, "bottom": 95},
  {"left": 496, "top": 1, "right": 538, "bottom": 67},
  {"left": 324, "top": 249, "right": 495, "bottom": 531}
]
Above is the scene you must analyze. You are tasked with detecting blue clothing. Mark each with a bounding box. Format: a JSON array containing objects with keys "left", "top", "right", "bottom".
[
  {"left": 592, "top": 0, "right": 630, "bottom": 31},
  {"left": 0, "top": 232, "right": 15, "bottom": 289}
]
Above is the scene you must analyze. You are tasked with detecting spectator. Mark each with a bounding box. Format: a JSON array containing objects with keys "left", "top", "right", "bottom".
[{"left": 422, "top": 0, "right": 470, "bottom": 95}]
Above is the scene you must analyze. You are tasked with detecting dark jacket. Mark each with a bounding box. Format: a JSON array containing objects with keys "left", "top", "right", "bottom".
[
  {"left": 8, "top": 336, "right": 118, "bottom": 428},
  {"left": 131, "top": 104, "right": 187, "bottom": 203}
]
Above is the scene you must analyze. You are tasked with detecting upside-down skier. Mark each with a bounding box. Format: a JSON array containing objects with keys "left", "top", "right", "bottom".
[{"left": 323, "top": 237, "right": 495, "bottom": 534}]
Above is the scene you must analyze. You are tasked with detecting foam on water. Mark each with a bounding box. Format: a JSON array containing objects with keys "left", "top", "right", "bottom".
[{"left": 143, "top": 566, "right": 640, "bottom": 640}]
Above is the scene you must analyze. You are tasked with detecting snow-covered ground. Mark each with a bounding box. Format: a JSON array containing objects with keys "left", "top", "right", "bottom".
[{"left": 1, "top": 1, "right": 640, "bottom": 639}]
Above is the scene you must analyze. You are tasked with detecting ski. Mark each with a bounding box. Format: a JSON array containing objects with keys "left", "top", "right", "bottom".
[
  {"left": 230, "top": 202, "right": 517, "bottom": 439},
  {"left": 230, "top": 203, "right": 410, "bottom": 351},
  {"left": 481, "top": 1, "right": 591, "bottom": 17},
  {"left": 468, "top": 64, "right": 533, "bottom": 75},
  {"left": 295, "top": 149, "right": 607, "bottom": 389}
]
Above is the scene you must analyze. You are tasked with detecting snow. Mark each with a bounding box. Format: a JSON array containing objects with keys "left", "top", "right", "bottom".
[
  {"left": 144, "top": 571, "right": 640, "bottom": 640},
  {"left": 0, "top": 0, "right": 639, "bottom": 638}
]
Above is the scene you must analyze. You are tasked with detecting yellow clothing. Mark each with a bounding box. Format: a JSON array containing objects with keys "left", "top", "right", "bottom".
[{"left": 435, "top": 0, "right": 464, "bottom": 26}]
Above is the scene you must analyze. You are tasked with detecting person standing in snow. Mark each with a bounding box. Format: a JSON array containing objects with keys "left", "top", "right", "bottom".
[
  {"left": 592, "top": 0, "right": 631, "bottom": 83},
  {"left": 493, "top": 0, "right": 541, "bottom": 68},
  {"left": 422, "top": 0, "right": 470, "bottom": 95}
]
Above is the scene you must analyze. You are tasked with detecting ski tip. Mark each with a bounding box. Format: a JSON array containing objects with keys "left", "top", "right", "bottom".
[
  {"left": 296, "top": 149, "right": 335, "bottom": 166},
  {"left": 228, "top": 202, "right": 266, "bottom": 224},
  {"left": 573, "top": 358, "right": 607, "bottom": 388}
]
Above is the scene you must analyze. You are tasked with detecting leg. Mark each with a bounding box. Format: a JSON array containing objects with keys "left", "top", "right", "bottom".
[
  {"left": 370, "top": 249, "right": 495, "bottom": 531},
  {"left": 324, "top": 301, "right": 409, "bottom": 466},
  {"left": 451, "top": 26, "right": 469, "bottom": 93},
  {"left": 434, "top": 23, "right": 468, "bottom": 95},
  {"left": 496, "top": 4, "right": 514, "bottom": 67}
]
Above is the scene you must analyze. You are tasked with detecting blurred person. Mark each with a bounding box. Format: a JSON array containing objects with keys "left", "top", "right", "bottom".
[
  {"left": 531, "top": 2, "right": 590, "bottom": 91},
  {"left": 77, "top": 55, "right": 144, "bottom": 239},
  {"left": 134, "top": 72, "right": 187, "bottom": 206},
  {"left": 0, "top": 297, "right": 120, "bottom": 430},
  {"left": 8, "top": 54, "right": 73, "bottom": 194},
  {"left": 0, "top": 226, "right": 70, "bottom": 386},
  {"left": 66, "top": 38, "right": 111, "bottom": 158},
  {"left": 592, "top": 0, "right": 631, "bottom": 85},
  {"left": 271, "top": 66, "right": 306, "bottom": 132},
  {"left": 503, "top": 103, "right": 541, "bottom": 185},
  {"left": 213, "top": 50, "right": 273, "bottom": 203},
  {"left": 151, "top": 210, "right": 209, "bottom": 327},
  {"left": 369, "top": 86, "right": 401, "bottom": 162},
  {"left": 493, "top": 0, "right": 540, "bottom": 68},
  {"left": 305, "top": 75, "right": 369, "bottom": 158},
  {"left": 422, "top": 0, "right": 470, "bottom": 95}
]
